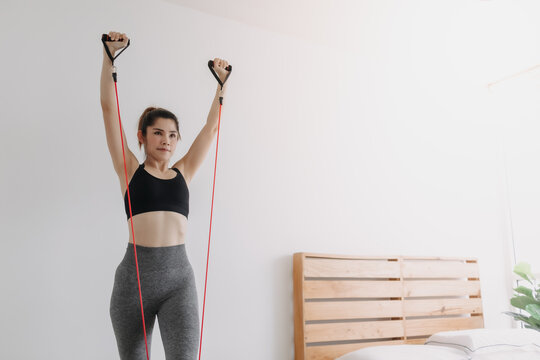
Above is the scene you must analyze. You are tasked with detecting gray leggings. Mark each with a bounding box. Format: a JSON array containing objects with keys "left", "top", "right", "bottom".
[{"left": 110, "top": 243, "right": 200, "bottom": 359}]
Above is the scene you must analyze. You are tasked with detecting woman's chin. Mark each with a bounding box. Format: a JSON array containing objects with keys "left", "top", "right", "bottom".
[{"left": 155, "top": 152, "right": 171, "bottom": 159}]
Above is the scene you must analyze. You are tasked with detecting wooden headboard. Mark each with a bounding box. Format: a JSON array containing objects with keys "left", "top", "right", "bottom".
[{"left": 293, "top": 253, "right": 484, "bottom": 360}]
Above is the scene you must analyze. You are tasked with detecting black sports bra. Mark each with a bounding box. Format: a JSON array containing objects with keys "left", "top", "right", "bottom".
[{"left": 124, "top": 163, "right": 189, "bottom": 220}]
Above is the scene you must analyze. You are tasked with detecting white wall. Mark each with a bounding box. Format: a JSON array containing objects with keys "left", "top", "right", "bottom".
[
  {"left": 489, "top": 70, "right": 540, "bottom": 272},
  {"left": 1, "top": 0, "right": 538, "bottom": 359}
]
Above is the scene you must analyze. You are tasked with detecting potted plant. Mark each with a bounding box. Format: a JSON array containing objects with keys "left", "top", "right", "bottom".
[{"left": 504, "top": 262, "right": 540, "bottom": 330}]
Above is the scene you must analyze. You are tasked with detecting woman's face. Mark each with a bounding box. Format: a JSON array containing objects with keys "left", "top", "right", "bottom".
[{"left": 140, "top": 117, "right": 179, "bottom": 160}]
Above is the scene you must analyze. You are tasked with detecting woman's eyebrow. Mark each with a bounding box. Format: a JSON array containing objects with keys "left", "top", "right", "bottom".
[{"left": 152, "top": 127, "right": 178, "bottom": 133}]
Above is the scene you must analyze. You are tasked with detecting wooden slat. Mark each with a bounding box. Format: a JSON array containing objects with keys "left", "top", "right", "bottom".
[
  {"left": 305, "top": 320, "right": 404, "bottom": 343},
  {"left": 305, "top": 300, "right": 403, "bottom": 321},
  {"left": 304, "top": 258, "right": 401, "bottom": 278},
  {"left": 404, "top": 298, "right": 482, "bottom": 317},
  {"left": 303, "top": 253, "right": 402, "bottom": 260},
  {"left": 406, "top": 316, "right": 484, "bottom": 337},
  {"left": 304, "top": 280, "right": 402, "bottom": 299},
  {"left": 293, "top": 254, "right": 306, "bottom": 360},
  {"left": 305, "top": 340, "right": 407, "bottom": 360},
  {"left": 403, "top": 280, "right": 481, "bottom": 297},
  {"left": 302, "top": 253, "right": 476, "bottom": 261},
  {"left": 407, "top": 338, "right": 427, "bottom": 344},
  {"left": 402, "top": 260, "right": 479, "bottom": 278}
]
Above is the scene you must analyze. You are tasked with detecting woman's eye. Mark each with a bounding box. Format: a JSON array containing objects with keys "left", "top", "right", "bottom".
[{"left": 153, "top": 131, "right": 175, "bottom": 138}]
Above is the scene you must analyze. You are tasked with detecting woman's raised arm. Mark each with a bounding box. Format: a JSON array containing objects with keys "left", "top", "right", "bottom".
[{"left": 100, "top": 32, "right": 138, "bottom": 177}]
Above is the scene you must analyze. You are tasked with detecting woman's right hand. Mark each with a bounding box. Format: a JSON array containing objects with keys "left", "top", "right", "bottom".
[{"left": 104, "top": 31, "right": 129, "bottom": 54}]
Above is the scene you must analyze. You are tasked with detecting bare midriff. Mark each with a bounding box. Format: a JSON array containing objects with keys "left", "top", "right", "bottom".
[{"left": 127, "top": 211, "right": 188, "bottom": 247}]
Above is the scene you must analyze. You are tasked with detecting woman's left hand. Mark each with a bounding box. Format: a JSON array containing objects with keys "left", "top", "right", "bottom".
[{"left": 212, "top": 58, "right": 230, "bottom": 85}]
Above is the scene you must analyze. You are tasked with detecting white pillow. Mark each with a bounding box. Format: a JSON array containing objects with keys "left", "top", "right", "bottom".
[
  {"left": 335, "top": 344, "right": 468, "bottom": 360},
  {"left": 426, "top": 328, "right": 540, "bottom": 354}
]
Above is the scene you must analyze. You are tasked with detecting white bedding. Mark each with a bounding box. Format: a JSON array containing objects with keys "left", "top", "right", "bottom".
[
  {"left": 335, "top": 329, "right": 540, "bottom": 360},
  {"left": 335, "top": 345, "right": 540, "bottom": 360},
  {"left": 470, "top": 348, "right": 540, "bottom": 360},
  {"left": 335, "top": 344, "right": 468, "bottom": 360},
  {"left": 426, "top": 328, "right": 540, "bottom": 354}
]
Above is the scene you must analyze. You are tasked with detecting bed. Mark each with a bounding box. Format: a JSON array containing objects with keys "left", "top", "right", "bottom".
[{"left": 293, "top": 252, "right": 540, "bottom": 360}]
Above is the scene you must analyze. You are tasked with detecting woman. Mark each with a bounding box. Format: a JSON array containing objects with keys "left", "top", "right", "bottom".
[{"left": 100, "top": 31, "right": 230, "bottom": 359}]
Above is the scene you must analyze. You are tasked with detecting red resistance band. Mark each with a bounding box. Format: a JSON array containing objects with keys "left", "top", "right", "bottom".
[{"left": 102, "top": 34, "right": 231, "bottom": 360}]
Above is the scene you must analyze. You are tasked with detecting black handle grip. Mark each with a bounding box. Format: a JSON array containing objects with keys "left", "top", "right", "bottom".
[
  {"left": 101, "top": 33, "right": 131, "bottom": 81},
  {"left": 208, "top": 60, "right": 232, "bottom": 72},
  {"left": 208, "top": 60, "right": 232, "bottom": 93},
  {"left": 101, "top": 34, "right": 126, "bottom": 42}
]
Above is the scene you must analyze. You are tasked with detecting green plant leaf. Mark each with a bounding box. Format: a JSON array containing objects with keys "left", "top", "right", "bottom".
[
  {"left": 504, "top": 310, "right": 540, "bottom": 328},
  {"left": 526, "top": 304, "right": 540, "bottom": 321},
  {"left": 514, "top": 286, "right": 533, "bottom": 297},
  {"left": 504, "top": 311, "right": 530, "bottom": 323},
  {"left": 514, "top": 262, "right": 535, "bottom": 283},
  {"left": 511, "top": 296, "right": 540, "bottom": 310},
  {"left": 528, "top": 315, "right": 540, "bottom": 328},
  {"left": 523, "top": 323, "right": 540, "bottom": 330}
]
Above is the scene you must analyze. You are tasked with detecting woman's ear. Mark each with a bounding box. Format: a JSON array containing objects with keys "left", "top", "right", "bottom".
[{"left": 137, "top": 129, "right": 145, "bottom": 148}]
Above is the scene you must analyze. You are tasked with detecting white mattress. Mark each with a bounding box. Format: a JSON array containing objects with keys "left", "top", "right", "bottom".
[
  {"left": 335, "top": 345, "right": 540, "bottom": 360},
  {"left": 335, "top": 329, "right": 540, "bottom": 360},
  {"left": 335, "top": 344, "right": 468, "bottom": 360},
  {"left": 470, "top": 348, "right": 540, "bottom": 360}
]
